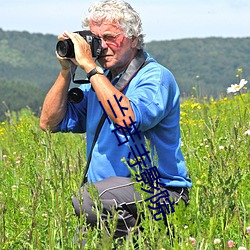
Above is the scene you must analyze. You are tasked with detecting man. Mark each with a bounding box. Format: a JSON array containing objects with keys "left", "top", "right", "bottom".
[{"left": 40, "top": 0, "right": 192, "bottom": 243}]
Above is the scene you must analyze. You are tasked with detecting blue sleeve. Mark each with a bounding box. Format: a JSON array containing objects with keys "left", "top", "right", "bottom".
[
  {"left": 57, "top": 85, "right": 89, "bottom": 133},
  {"left": 128, "top": 63, "right": 180, "bottom": 132}
]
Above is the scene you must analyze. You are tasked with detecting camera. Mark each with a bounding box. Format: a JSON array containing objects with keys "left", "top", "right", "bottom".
[{"left": 56, "top": 30, "right": 102, "bottom": 58}]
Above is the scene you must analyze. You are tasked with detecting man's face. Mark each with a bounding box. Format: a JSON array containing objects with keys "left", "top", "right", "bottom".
[{"left": 89, "top": 20, "right": 138, "bottom": 73}]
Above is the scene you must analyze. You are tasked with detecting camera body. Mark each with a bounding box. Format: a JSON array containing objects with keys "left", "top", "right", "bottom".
[{"left": 56, "top": 30, "right": 102, "bottom": 58}]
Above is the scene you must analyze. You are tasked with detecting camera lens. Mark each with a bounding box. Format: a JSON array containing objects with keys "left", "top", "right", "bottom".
[
  {"left": 56, "top": 39, "right": 74, "bottom": 58},
  {"left": 68, "top": 88, "right": 84, "bottom": 103}
]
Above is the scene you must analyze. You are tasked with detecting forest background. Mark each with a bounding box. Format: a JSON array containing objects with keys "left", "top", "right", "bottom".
[{"left": 0, "top": 28, "right": 250, "bottom": 121}]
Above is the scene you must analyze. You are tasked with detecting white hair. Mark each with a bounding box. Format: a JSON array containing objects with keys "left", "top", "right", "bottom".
[{"left": 82, "top": 0, "right": 145, "bottom": 49}]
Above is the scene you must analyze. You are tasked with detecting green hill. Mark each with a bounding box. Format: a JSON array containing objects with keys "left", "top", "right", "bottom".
[
  {"left": 0, "top": 28, "right": 249, "bottom": 120},
  {"left": 145, "top": 37, "right": 250, "bottom": 97},
  {"left": 0, "top": 29, "right": 59, "bottom": 87}
]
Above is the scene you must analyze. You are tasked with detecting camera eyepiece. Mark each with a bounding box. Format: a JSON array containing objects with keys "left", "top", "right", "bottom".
[{"left": 56, "top": 30, "right": 102, "bottom": 58}]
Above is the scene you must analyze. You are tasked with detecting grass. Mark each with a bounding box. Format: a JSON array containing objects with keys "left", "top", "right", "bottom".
[{"left": 0, "top": 93, "right": 249, "bottom": 249}]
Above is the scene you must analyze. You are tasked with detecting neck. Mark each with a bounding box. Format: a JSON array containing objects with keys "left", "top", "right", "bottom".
[{"left": 111, "top": 49, "right": 140, "bottom": 79}]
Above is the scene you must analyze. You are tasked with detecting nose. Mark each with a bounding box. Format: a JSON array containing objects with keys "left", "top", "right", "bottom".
[{"left": 101, "top": 38, "right": 108, "bottom": 49}]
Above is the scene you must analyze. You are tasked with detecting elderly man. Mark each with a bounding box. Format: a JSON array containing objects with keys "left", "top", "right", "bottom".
[{"left": 40, "top": 0, "right": 192, "bottom": 243}]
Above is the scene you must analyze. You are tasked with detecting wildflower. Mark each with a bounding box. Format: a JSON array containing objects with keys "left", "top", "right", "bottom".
[
  {"left": 238, "top": 247, "right": 246, "bottom": 250},
  {"left": 189, "top": 237, "right": 196, "bottom": 245},
  {"left": 218, "top": 145, "right": 224, "bottom": 150},
  {"left": 227, "top": 79, "right": 248, "bottom": 93},
  {"left": 244, "top": 130, "right": 250, "bottom": 136},
  {"left": 42, "top": 213, "right": 48, "bottom": 221},
  {"left": 228, "top": 240, "right": 235, "bottom": 248},
  {"left": 237, "top": 67, "right": 243, "bottom": 73},
  {"left": 214, "top": 238, "right": 221, "bottom": 244},
  {"left": 184, "top": 225, "right": 188, "bottom": 229},
  {"left": 196, "top": 180, "right": 201, "bottom": 185},
  {"left": 246, "top": 226, "right": 250, "bottom": 235},
  {"left": 191, "top": 103, "right": 201, "bottom": 109}
]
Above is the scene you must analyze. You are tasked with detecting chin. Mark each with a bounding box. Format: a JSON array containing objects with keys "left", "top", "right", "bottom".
[{"left": 99, "top": 61, "right": 113, "bottom": 70}]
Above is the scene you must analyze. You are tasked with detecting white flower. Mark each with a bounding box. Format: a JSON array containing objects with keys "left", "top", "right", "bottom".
[
  {"left": 214, "top": 238, "right": 221, "bottom": 244},
  {"left": 227, "top": 79, "right": 248, "bottom": 93},
  {"left": 238, "top": 247, "right": 246, "bottom": 250},
  {"left": 20, "top": 207, "right": 25, "bottom": 214},
  {"left": 218, "top": 145, "right": 224, "bottom": 150},
  {"left": 244, "top": 130, "right": 250, "bottom": 136},
  {"left": 189, "top": 237, "right": 196, "bottom": 245}
]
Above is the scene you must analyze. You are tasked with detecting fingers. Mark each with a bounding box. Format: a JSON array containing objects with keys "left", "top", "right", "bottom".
[
  {"left": 65, "top": 31, "right": 88, "bottom": 45},
  {"left": 55, "top": 50, "right": 79, "bottom": 66},
  {"left": 63, "top": 31, "right": 77, "bottom": 40},
  {"left": 55, "top": 51, "right": 65, "bottom": 60},
  {"left": 58, "top": 31, "right": 70, "bottom": 41},
  {"left": 56, "top": 31, "right": 93, "bottom": 68},
  {"left": 58, "top": 31, "right": 78, "bottom": 41}
]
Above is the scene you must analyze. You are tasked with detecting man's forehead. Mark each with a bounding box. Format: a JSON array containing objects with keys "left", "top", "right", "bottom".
[{"left": 89, "top": 19, "right": 121, "bottom": 31}]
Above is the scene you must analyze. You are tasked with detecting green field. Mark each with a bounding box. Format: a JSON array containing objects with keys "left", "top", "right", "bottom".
[{"left": 0, "top": 91, "right": 249, "bottom": 249}]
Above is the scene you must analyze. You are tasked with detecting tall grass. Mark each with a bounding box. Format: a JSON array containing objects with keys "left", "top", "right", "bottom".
[{"left": 0, "top": 93, "right": 249, "bottom": 249}]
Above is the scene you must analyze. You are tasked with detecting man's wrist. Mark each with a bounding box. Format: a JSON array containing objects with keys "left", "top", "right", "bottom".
[
  {"left": 60, "top": 68, "right": 71, "bottom": 79},
  {"left": 87, "top": 66, "right": 104, "bottom": 80}
]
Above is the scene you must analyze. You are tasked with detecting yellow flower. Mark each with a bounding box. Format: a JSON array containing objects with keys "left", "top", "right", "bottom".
[
  {"left": 237, "top": 67, "right": 243, "bottom": 73},
  {"left": 191, "top": 103, "right": 201, "bottom": 109}
]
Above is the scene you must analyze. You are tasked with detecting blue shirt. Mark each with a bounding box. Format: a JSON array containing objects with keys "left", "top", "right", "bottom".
[{"left": 58, "top": 52, "right": 192, "bottom": 188}]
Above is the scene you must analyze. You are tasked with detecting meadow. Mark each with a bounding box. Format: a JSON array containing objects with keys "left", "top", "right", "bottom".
[{"left": 0, "top": 90, "right": 249, "bottom": 249}]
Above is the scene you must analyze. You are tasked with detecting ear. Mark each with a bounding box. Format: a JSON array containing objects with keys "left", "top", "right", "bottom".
[{"left": 131, "top": 36, "right": 139, "bottom": 49}]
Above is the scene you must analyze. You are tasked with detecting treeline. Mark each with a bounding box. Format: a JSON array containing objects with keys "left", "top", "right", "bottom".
[
  {"left": 145, "top": 37, "right": 250, "bottom": 97},
  {"left": 0, "top": 80, "right": 46, "bottom": 120},
  {"left": 0, "top": 29, "right": 60, "bottom": 120},
  {"left": 0, "top": 28, "right": 250, "bottom": 120}
]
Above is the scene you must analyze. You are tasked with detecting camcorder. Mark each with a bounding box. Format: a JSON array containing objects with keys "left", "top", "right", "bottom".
[{"left": 56, "top": 30, "right": 102, "bottom": 58}]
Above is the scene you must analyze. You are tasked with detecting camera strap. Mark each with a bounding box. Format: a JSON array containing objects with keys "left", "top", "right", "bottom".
[{"left": 81, "top": 50, "right": 149, "bottom": 186}]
